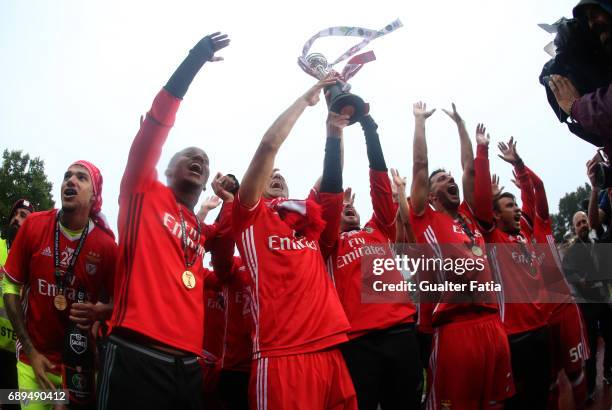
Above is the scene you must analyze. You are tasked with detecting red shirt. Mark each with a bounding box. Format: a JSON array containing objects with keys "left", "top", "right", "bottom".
[
  {"left": 409, "top": 202, "right": 499, "bottom": 327},
  {"left": 3, "top": 210, "right": 116, "bottom": 368},
  {"left": 485, "top": 227, "right": 548, "bottom": 335},
  {"left": 203, "top": 258, "right": 253, "bottom": 372},
  {"left": 203, "top": 284, "right": 225, "bottom": 361},
  {"left": 232, "top": 195, "right": 350, "bottom": 358},
  {"left": 326, "top": 170, "right": 416, "bottom": 339},
  {"left": 111, "top": 88, "right": 231, "bottom": 356},
  {"left": 532, "top": 216, "right": 573, "bottom": 317}
]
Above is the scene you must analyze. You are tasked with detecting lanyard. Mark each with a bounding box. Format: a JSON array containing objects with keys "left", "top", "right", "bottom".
[
  {"left": 54, "top": 211, "right": 89, "bottom": 292},
  {"left": 456, "top": 214, "right": 477, "bottom": 248},
  {"left": 177, "top": 205, "right": 201, "bottom": 269}
]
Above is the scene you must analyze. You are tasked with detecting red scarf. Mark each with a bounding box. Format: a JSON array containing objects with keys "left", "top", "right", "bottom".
[{"left": 266, "top": 198, "right": 326, "bottom": 240}]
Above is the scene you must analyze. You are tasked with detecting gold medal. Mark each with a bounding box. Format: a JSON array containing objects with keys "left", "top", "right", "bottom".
[
  {"left": 54, "top": 294, "right": 67, "bottom": 311},
  {"left": 471, "top": 245, "right": 483, "bottom": 257},
  {"left": 182, "top": 270, "right": 196, "bottom": 290}
]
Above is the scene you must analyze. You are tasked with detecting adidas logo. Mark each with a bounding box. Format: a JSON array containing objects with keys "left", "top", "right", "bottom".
[{"left": 41, "top": 247, "right": 52, "bottom": 257}]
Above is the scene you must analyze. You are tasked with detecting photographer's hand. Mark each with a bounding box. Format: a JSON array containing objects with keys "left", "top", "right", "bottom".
[{"left": 549, "top": 75, "right": 581, "bottom": 116}]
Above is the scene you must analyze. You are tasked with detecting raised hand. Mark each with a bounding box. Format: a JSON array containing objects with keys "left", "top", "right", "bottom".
[
  {"left": 327, "top": 112, "right": 350, "bottom": 136},
  {"left": 442, "top": 102, "right": 463, "bottom": 124},
  {"left": 475, "top": 123, "right": 490, "bottom": 146},
  {"left": 303, "top": 75, "right": 337, "bottom": 106},
  {"left": 510, "top": 170, "right": 521, "bottom": 189},
  {"left": 203, "top": 32, "right": 230, "bottom": 62},
  {"left": 390, "top": 168, "right": 407, "bottom": 192},
  {"left": 390, "top": 168, "right": 407, "bottom": 203},
  {"left": 491, "top": 174, "right": 504, "bottom": 198},
  {"left": 587, "top": 158, "right": 599, "bottom": 188},
  {"left": 343, "top": 187, "right": 355, "bottom": 206},
  {"left": 211, "top": 172, "right": 234, "bottom": 202},
  {"left": 548, "top": 75, "right": 581, "bottom": 115},
  {"left": 413, "top": 101, "right": 436, "bottom": 120},
  {"left": 497, "top": 137, "right": 522, "bottom": 165},
  {"left": 202, "top": 195, "right": 222, "bottom": 211}
]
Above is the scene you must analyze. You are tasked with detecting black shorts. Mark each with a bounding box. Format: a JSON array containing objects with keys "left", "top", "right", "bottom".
[
  {"left": 340, "top": 323, "right": 423, "bottom": 410},
  {"left": 219, "top": 369, "right": 249, "bottom": 410},
  {"left": 97, "top": 335, "right": 203, "bottom": 410},
  {"left": 505, "top": 325, "right": 551, "bottom": 410}
]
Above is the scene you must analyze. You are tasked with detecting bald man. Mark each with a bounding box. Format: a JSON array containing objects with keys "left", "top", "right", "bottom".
[{"left": 562, "top": 210, "right": 607, "bottom": 402}]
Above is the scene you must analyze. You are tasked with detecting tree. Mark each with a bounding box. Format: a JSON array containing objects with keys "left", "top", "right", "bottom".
[
  {"left": 551, "top": 183, "right": 591, "bottom": 243},
  {"left": 0, "top": 150, "right": 54, "bottom": 238}
]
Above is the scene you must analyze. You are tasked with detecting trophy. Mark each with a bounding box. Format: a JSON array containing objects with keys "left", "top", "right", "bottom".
[
  {"left": 299, "top": 19, "right": 403, "bottom": 125},
  {"left": 304, "top": 53, "right": 367, "bottom": 125}
]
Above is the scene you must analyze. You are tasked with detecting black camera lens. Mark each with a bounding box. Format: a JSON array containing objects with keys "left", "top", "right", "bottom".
[{"left": 595, "top": 162, "right": 612, "bottom": 189}]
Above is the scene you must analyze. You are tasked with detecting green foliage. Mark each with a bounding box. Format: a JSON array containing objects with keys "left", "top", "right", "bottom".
[
  {"left": 551, "top": 183, "right": 591, "bottom": 243},
  {"left": 0, "top": 150, "right": 54, "bottom": 237}
]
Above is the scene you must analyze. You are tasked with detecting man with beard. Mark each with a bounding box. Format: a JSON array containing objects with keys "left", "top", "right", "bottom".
[
  {"left": 0, "top": 199, "right": 34, "bottom": 410},
  {"left": 233, "top": 77, "right": 357, "bottom": 409},
  {"left": 318, "top": 107, "right": 422, "bottom": 409},
  {"left": 3, "top": 200, "right": 35, "bottom": 252},
  {"left": 481, "top": 138, "right": 551, "bottom": 409},
  {"left": 409, "top": 101, "right": 513, "bottom": 409},
  {"left": 2, "top": 161, "right": 117, "bottom": 409},
  {"left": 97, "top": 33, "right": 235, "bottom": 410},
  {"left": 549, "top": 0, "right": 612, "bottom": 140}
]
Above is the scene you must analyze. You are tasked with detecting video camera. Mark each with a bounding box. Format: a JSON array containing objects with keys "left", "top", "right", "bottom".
[
  {"left": 540, "top": 2, "right": 612, "bottom": 187},
  {"left": 540, "top": 17, "right": 612, "bottom": 145}
]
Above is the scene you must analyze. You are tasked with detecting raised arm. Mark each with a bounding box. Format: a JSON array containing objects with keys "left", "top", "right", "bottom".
[
  {"left": 472, "top": 125, "right": 494, "bottom": 227},
  {"left": 204, "top": 173, "right": 236, "bottom": 276},
  {"left": 410, "top": 102, "right": 436, "bottom": 216},
  {"left": 443, "top": 104, "right": 475, "bottom": 208},
  {"left": 549, "top": 75, "right": 612, "bottom": 139},
  {"left": 498, "top": 137, "right": 536, "bottom": 227},
  {"left": 391, "top": 168, "right": 416, "bottom": 243},
  {"left": 361, "top": 113, "right": 397, "bottom": 235},
  {"left": 197, "top": 195, "right": 222, "bottom": 221},
  {"left": 587, "top": 158, "right": 604, "bottom": 233},
  {"left": 121, "top": 33, "right": 230, "bottom": 195},
  {"left": 238, "top": 77, "right": 336, "bottom": 207},
  {"left": 317, "top": 111, "right": 349, "bottom": 257}
]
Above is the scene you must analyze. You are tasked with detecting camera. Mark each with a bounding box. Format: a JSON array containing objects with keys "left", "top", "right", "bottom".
[
  {"left": 539, "top": 10, "right": 612, "bottom": 146},
  {"left": 594, "top": 162, "right": 612, "bottom": 188}
]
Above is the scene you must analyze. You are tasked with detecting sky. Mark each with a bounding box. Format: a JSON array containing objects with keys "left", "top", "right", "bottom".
[{"left": 0, "top": 0, "right": 595, "bottom": 235}]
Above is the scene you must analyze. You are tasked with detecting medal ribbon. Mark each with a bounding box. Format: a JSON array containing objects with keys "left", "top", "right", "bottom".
[
  {"left": 177, "top": 205, "right": 202, "bottom": 268},
  {"left": 456, "top": 214, "right": 478, "bottom": 250},
  {"left": 54, "top": 211, "right": 90, "bottom": 294},
  {"left": 298, "top": 19, "right": 402, "bottom": 81}
]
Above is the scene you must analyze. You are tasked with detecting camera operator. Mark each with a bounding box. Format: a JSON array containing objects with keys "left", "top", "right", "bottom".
[{"left": 542, "top": 0, "right": 612, "bottom": 149}]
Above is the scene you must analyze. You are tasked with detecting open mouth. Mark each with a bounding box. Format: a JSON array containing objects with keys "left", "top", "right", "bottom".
[
  {"left": 344, "top": 208, "right": 356, "bottom": 217},
  {"left": 189, "top": 162, "right": 203, "bottom": 175},
  {"left": 63, "top": 188, "right": 77, "bottom": 198},
  {"left": 270, "top": 180, "right": 283, "bottom": 189},
  {"left": 447, "top": 184, "right": 458, "bottom": 195}
]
